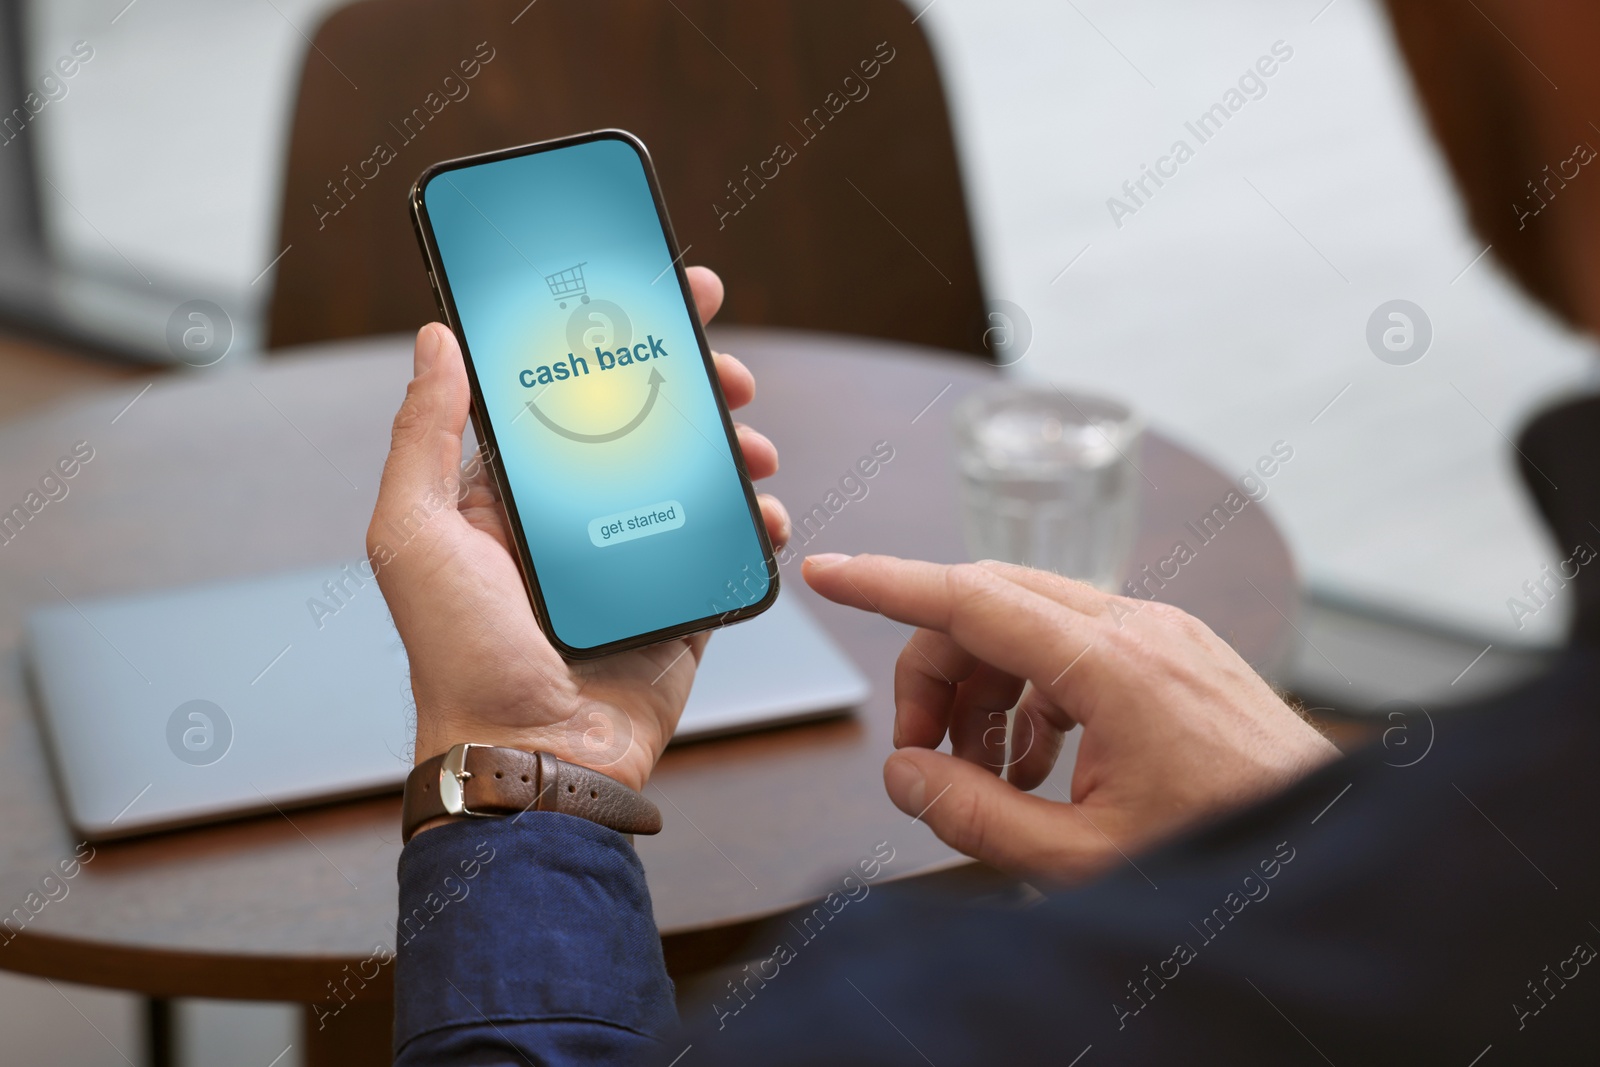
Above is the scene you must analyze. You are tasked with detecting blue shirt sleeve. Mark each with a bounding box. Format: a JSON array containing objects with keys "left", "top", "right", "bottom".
[{"left": 393, "top": 813, "right": 677, "bottom": 1065}]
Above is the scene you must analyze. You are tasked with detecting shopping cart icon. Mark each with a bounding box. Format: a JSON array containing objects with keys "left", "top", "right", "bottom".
[{"left": 544, "top": 263, "right": 590, "bottom": 309}]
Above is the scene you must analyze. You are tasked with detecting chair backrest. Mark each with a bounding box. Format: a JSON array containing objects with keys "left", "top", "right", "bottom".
[
  {"left": 266, "top": 0, "right": 990, "bottom": 356},
  {"left": 1383, "top": 0, "right": 1600, "bottom": 326}
]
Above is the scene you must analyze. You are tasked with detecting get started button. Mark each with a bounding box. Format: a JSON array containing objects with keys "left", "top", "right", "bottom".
[{"left": 588, "top": 500, "right": 685, "bottom": 547}]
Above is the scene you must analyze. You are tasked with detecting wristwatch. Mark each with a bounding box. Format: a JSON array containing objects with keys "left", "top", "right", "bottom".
[{"left": 402, "top": 742, "right": 662, "bottom": 843}]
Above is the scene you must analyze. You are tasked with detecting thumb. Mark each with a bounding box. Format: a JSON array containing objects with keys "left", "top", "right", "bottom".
[
  {"left": 883, "top": 749, "right": 1109, "bottom": 882},
  {"left": 370, "top": 325, "right": 473, "bottom": 552}
]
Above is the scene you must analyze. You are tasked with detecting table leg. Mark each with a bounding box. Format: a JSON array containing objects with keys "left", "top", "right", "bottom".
[
  {"left": 144, "top": 997, "right": 174, "bottom": 1067},
  {"left": 302, "top": 998, "right": 392, "bottom": 1067}
]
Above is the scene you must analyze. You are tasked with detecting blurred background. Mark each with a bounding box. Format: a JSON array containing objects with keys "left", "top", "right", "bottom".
[{"left": 3, "top": 0, "right": 1594, "bottom": 1061}]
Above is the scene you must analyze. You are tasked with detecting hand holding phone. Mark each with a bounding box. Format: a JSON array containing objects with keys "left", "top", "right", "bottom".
[
  {"left": 368, "top": 268, "right": 789, "bottom": 789},
  {"left": 410, "top": 131, "right": 779, "bottom": 659}
]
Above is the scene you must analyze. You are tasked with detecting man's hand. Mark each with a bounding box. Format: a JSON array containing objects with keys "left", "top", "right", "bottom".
[
  {"left": 802, "top": 554, "right": 1338, "bottom": 883},
  {"left": 369, "top": 266, "right": 788, "bottom": 795}
]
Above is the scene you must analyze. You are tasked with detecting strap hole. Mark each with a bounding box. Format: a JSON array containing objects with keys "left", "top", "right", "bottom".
[
  {"left": 590, "top": 790, "right": 598, "bottom": 799},
  {"left": 521, "top": 775, "right": 529, "bottom": 783},
  {"left": 567, "top": 784, "right": 576, "bottom": 793},
  {"left": 494, "top": 771, "right": 502, "bottom": 779}
]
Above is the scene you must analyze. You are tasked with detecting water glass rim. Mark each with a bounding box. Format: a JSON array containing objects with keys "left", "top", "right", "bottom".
[{"left": 953, "top": 382, "right": 1142, "bottom": 437}]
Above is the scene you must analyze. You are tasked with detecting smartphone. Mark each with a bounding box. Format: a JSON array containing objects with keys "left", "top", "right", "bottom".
[{"left": 409, "top": 130, "right": 777, "bottom": 659}]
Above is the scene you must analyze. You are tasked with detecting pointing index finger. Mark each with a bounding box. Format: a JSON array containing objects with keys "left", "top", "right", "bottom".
[{"left": 803, "top": 554, "right": 1111, "bottom": 721}]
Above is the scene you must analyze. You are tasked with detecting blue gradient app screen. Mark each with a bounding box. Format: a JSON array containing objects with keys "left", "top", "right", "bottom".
[{"left": 421, "top": 136, "right": 771, "bottom": 652}]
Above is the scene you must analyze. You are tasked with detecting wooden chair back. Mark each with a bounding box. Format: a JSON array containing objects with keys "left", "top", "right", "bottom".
[{"left": 266, "top": 0, "right": 990, "bottom": 356}]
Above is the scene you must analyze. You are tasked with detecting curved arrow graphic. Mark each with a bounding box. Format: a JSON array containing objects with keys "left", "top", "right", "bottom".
[{"left": 524, "top": 367, "right": 665, "bottom": 444}]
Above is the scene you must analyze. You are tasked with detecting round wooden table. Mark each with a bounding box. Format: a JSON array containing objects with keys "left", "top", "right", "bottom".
[{"left": 0, "top": 327, "right": 1295, "bottom": 1062}]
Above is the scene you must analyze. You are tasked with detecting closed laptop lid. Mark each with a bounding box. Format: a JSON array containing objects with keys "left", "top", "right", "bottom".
[
  {"left": 25, "top": 565, "right": 867, "bottom": 840},
  {"left": 25, "top": 563, "right": 413, "bottom": 841}
]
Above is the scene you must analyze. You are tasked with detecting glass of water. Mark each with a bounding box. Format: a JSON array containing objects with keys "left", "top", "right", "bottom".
[{"left": 952, "top": 384, "right": 1143, "bottom": 591}]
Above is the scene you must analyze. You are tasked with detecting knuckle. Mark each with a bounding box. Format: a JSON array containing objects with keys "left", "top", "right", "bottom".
[
  {"left": 897, "top": 638, "right": 950, "bottom": 687},
  {"left": 388, "top": 384, "right": 432, "bottom": 448},
  {"left": 1142, "top": 599, "right": 1187, "bottom": 624},
  {"left": 942, "top": 786, "right": 990, "bottom": 856},
  {"left": 1135, "top": 599, "right": 1208, "bottom": 641},
  {"left": 1157, "top": 601, "right": 1211, "bottom": 640},
  {"left": 1102, "top": 613, "right": 1164, "bottom": 664},
  {"left": 946, "top": 561, "right": 987, "bottom": 587},
  {"left": 946, "top": 562, "right": 1001, "bottom": 605},
  {"left": 1105, "top": 595, "right": 1145, "bottom": 627}
]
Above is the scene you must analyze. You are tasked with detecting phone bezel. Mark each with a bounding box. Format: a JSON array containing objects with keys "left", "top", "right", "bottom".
[{"left": 408, "top": 129, "right": 779, "bottom": 660}]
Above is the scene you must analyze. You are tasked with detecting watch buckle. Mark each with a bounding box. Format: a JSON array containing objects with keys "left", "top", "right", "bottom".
[{"left": 438, "top": 742, "right": 485, "bottom": 818}]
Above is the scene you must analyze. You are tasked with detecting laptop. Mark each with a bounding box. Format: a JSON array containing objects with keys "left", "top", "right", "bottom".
[{"left": 24, "top": 564, "right": 868, "bottom": 841}]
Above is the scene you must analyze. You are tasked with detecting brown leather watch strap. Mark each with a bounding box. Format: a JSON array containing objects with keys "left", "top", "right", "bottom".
[{"left": 401, "top": 743, "right": 662, "bottom": 843}]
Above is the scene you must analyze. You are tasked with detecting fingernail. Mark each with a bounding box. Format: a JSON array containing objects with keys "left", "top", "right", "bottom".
[
  {"left": 415, "top": 325, "right": 444, "bottom": 376},
  {"left": 883, "top": 757, "right": 925, "bottom": 814},
  {"left": 804, "top": 553, "right": 852, "bottom": 568}
]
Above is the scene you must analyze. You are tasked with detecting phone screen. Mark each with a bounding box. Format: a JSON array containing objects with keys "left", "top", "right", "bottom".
[{"left": 416, "top": 134, "right": 773, "bottom": 655}]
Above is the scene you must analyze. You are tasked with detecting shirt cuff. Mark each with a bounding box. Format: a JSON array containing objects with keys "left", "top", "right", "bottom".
[{"left": 393, "top": 812, "right": 676, "bottom": 1055}]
